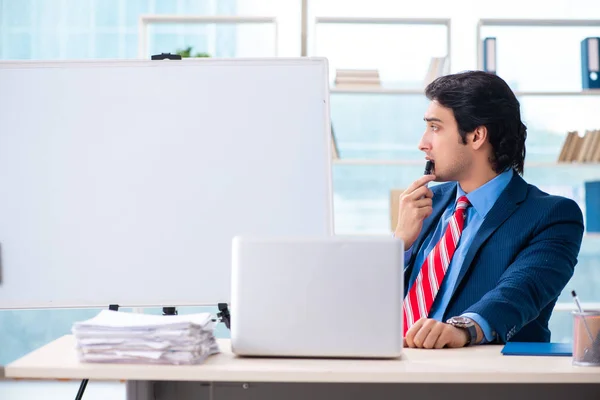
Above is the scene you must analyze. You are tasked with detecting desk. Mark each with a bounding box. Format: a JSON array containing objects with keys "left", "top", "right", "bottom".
[{"left": 5, "top": 335, "right": 600, "bottom": 400}]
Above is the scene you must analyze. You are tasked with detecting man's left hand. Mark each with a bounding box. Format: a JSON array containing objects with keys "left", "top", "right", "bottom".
[{"left": 404, "top": 318, "right": 469, "bottom": 349}]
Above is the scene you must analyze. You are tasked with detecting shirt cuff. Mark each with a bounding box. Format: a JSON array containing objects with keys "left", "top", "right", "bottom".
[{"left": 462, "top": 312, "right": 495, "bottom": 344}]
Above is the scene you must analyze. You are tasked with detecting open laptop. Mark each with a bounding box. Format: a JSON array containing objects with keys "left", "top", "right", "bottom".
[{"left": 230, "top": 236, "right": 404, "bottom": 358}]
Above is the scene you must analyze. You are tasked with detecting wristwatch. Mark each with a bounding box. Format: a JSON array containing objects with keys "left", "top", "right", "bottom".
[{"left": 446, "top": 316, "right": 477, "bottom": 346}]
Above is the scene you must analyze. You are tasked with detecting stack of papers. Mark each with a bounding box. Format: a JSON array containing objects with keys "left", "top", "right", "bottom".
[{"left": 72, "top": 310, "right": 219, "bottom": 365}]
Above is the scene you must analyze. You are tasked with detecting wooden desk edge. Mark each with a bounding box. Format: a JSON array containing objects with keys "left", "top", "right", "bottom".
[{"left": 5, "top": 335, "right": 600, "bottom": 384}]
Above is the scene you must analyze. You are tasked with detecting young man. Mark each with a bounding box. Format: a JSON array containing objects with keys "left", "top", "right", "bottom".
[{"left": 396, "top": 71, "right": 584, "bottom": 349}]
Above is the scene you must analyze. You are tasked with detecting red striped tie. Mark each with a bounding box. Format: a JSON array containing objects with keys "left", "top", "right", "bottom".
[{"left": 403, "top": 195, "right": 471, "bottom": 335}]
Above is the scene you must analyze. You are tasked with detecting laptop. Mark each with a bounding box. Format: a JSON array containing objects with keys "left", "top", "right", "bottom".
[{"left": 230, "top": 236, "right": 404, "bottom": 358}]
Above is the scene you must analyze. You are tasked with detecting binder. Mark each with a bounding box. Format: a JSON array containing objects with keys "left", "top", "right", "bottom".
[
  {"left": 483, "top": 37, "right": 497, "bottom": 74},
  {"left": 585, "top": 180, "right": 600, "bottom": 233},
  {"left": 581, "top": 37, "right": 600, "bottom": 90},
  {"left": 501, "top": 342, "right": 572, "bottom": 356}
]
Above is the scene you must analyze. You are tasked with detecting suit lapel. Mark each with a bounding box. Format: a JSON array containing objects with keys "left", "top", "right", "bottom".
[{"left": 448, "top": 173, "right": 529, "bottom": 301}]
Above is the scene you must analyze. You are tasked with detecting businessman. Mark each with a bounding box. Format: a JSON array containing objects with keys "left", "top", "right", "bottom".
[{"left": 396, "top": 71, "right": 584, "bottom": 348}]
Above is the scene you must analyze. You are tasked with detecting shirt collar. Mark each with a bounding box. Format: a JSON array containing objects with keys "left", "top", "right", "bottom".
[{"left": 456, "top": 169, "right": 514, "bottom": 218}]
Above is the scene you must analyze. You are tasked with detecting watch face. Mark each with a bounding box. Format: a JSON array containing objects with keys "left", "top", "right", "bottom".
[{"left": 448, "top": 316, "right": 473, "bottom": 327}]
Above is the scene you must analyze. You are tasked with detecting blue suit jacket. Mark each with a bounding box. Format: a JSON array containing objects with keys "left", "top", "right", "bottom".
[{"left": 403, "top": 173, "right": 584, "bottom": 343}]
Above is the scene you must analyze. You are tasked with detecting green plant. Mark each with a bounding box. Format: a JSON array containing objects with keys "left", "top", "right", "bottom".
[{"left": 175, "top": 46, "right": 211, "bottom": 58}]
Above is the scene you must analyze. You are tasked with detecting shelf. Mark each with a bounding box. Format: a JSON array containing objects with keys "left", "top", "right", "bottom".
[
  {"left": 478, "top": 19, "right": 600, "bottom": 27},
  {"left": 139, "top": 15, "right": 277, "bottom": 24},
  {"left": 333, "top": 159, "right": 600, "bottom": 168},
  {"left": 514, "top": 90, "right": 600, "bottom": 96},
  {"left": 330, "top": 87, "right": 425, "bottom": 95},
  {"left": 329, "top": 88, "right": 600, "bottom": 96},
  {"left": 315, "top": 17, "right": 450, "bottom": 26}
]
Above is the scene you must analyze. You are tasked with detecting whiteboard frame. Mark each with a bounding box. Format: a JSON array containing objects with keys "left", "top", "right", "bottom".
[{"left": 0, "top": 57, "right": 334, "bottom": 309}]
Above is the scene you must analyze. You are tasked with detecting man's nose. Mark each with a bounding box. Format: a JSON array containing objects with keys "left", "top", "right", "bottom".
[{"left": 418, "top": 132, "right": 430, "bottom": 152}]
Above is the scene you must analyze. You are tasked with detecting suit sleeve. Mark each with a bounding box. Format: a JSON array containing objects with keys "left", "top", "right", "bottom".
[{"left": 463, "top": 197, "right": 584, "bottom": 343}]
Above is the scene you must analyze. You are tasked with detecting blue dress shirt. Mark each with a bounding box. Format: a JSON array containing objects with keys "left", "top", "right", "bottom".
[{"left": 404, "top": 169, "right": 514, "bottom": 343}]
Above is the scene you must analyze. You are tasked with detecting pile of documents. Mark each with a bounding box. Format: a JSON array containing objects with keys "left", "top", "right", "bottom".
[
  {"left": 334, "top": 69, "right": 381, "bottom": 87},
  {"left": 72, "top": 310, "right": 219, "bottom": 365}
]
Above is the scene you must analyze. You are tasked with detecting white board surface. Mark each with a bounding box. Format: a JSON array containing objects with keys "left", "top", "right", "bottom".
[{"left": 0, "top": 58, "right": 332, "bottom": 308}]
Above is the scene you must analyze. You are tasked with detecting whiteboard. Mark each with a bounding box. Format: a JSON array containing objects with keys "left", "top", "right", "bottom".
[{"left": 0, "top": 58, "right": 333, "bottom": 308}]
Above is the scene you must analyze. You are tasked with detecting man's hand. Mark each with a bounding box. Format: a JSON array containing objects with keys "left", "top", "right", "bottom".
[
  {"left": 404, "top": 318, "right": 469, "bottom": 349},
  {"left": 394, "top": 175, "right": 436, "bottom": 249}
]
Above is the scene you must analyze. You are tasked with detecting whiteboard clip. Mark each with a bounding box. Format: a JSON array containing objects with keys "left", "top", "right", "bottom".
[
  {"left": 217, "top": 303, "right": 231, "bottom": 330},
  {"left": 151, "top": 53, "right": 182, "bottom": 60},
  {"left": 162, "top": 306, "right": 178, "bottom": 315}
]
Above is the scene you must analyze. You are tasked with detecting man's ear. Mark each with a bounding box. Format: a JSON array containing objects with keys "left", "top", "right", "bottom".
[{"left": 470, "top": 125, "right": 488, "bottom": 150}]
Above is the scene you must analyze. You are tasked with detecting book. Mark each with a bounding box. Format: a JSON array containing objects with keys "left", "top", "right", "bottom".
[
  {"left": 483, "top": 37, "right": 497, "bottom": 74},
  {"left": 581, "top": 37, "right": 600, "bottom": 90},
  {"left": 565, "top": 133, "right": 584, "bottom": 162},
  {"left": 424, "top": 57, "right": 447, "bottom": 87},
  {"left": 558, "top": 131, "right": 577, "bottom": 162},
  {"left": 586, "top": 130, "right": 600, "bottom": 162},
  {"left": 577, "top": 131, "right": 595, "bottom": 163},
  {"left": 334, "top": 69, "right": 381, "bottom": 87},
  {"left": 501, "top": 342, "right": 572, "bottom": 356}
]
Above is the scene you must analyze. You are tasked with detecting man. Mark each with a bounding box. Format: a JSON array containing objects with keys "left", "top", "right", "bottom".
[{"left": 395, "top": 71, "right": 584, "bottom": 349}]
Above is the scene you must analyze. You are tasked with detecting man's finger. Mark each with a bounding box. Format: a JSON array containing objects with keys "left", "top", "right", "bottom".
[
  {"left": 417, "top": 206, "right": 433, "bottom": 219},
  {"left": 413, "top": 197, "right": 433, "bottom": 209},
  {"left": 406, "top": 184, "right": 435, "bottom": 201},
  {"left": 422, "top": 322, "right": 445, "bottom": 349},
  {"left": 404, "top": 318, "right": 426, "bottom": 348},
  {"left": 412, "top": 319, "right": 437, "bottom": 348},
  {"left": 404, "top": 175, "right": 437, "bottom": 195}
]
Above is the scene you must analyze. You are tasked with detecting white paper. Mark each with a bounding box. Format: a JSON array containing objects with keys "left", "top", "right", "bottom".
[
  {"left": 73, "top": 310, "right": 213, "bottom": 330},
  {"left": 72, "top": 310, "right": 220, "bottom": 365}
]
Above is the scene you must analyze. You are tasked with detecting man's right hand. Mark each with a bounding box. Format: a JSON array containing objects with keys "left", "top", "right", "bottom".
[{"left": 394, "top": 174, "right": 436, "bottom": 249}]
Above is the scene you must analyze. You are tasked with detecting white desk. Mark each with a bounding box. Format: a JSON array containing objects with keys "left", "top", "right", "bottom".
[{"left": 5, "top": 335, "right": 600, "bottom": 400}]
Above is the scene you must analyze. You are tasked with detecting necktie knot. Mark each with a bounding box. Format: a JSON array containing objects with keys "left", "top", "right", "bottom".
[{"left": 456, "top": 195, "right": 471, "bottom": 210}]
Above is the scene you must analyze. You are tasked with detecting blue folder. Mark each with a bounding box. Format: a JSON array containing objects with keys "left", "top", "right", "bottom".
[{"left": 501, "top": 342, "right": 572, "bottom": 356}]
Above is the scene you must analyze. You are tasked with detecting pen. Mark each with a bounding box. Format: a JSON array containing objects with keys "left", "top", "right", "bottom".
[
  {"left": 571, "top": 290, "right": 594, "bottom": 342},
  {"left": 423, "top": 160, "right": 434, "bottom": 190}
]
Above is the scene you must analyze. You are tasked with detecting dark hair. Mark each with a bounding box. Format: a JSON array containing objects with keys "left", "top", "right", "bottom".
[{"left": 425, "top": 70, "right": 526, "bottom": 175}]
